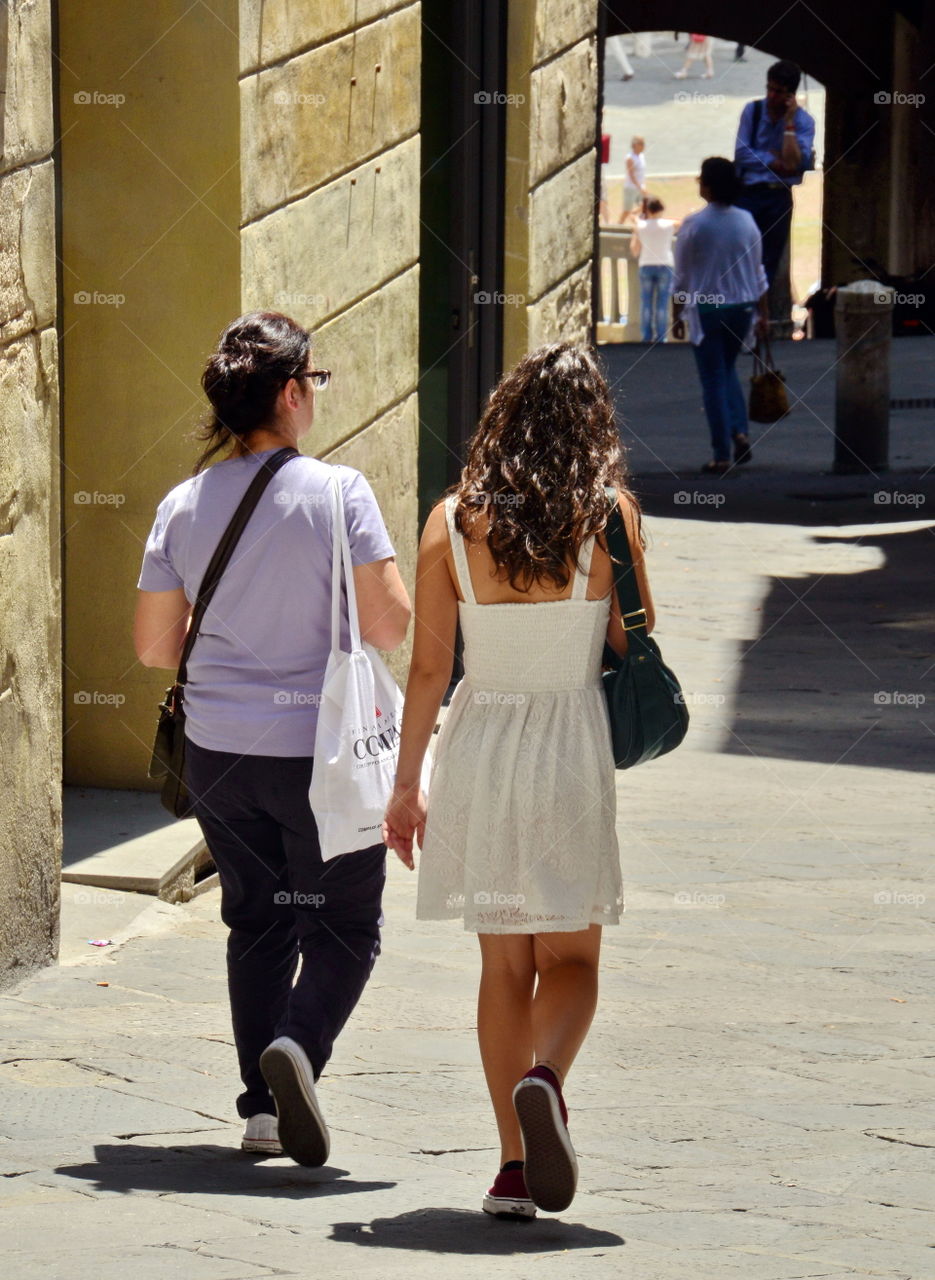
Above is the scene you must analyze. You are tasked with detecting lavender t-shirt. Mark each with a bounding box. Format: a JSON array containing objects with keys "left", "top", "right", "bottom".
[{"left": 138, "top": 451, "right": 396, "bottom": 756}]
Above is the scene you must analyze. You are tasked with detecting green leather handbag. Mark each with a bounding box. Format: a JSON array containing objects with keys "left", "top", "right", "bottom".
[{"left": 601, "top": 490, "right": 689, "bottom": 768}]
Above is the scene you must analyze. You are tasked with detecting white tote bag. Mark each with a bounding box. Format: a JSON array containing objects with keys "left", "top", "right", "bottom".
[{"left": 309, "top": 473, "right": 425, "bottom": 860}]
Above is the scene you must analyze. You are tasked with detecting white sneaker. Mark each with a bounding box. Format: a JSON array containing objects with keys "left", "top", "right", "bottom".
[
  {"left": 241, "top": 1112, "right": 282, "bottom": 1155},
  {"left": 259, "top": 1036, "right": 330, "bottom": 1167}
]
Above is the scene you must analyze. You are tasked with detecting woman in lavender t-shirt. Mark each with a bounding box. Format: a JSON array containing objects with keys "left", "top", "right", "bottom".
[{"left": 134, "top": 312, "right": 410, "bottom": 1166}]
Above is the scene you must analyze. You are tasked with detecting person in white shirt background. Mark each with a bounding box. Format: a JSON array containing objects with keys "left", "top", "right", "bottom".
[
  {"left": 621, "top": 136, "right": 647, "bottom": 216},
  {"left": 627, "top": 196, "right": 679, "bottom": 343}
]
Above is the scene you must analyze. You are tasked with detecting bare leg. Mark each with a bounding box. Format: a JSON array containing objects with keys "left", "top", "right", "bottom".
[
  {"left": 531, "top": 925, "right": 602, "bottom": 1084},
  {"left": 477, "top": 933, "right": 536, "bottom": 1163}
]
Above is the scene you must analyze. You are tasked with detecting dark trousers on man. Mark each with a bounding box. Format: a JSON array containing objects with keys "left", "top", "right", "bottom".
[
  {"left": 734, "top": 183, "right": 793, "bottom": 287},
  {"left": 185, "top": 738, "right": 386, "bottom": 1118}
]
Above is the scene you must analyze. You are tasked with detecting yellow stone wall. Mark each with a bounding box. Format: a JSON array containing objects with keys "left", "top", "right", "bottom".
[
  {"left": 58, "top": 2, "right": 241, "bottom": 787},
  {"left": 0, "top": 0, "right": 61, "bottom": 983},
  {"left": 240, "top": 0, "right": 422, "bottom": 681},
  {"left": 503, "top": 0, "right": 598, "bottom": 369}
]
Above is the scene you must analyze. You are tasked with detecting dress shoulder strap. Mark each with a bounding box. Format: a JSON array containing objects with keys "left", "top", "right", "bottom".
[
  {"left": 444, "top": 495, "right": 477, "bottom": 604},
  {"left": 570, "top": 535, "right": 596, "bottom": 600}
]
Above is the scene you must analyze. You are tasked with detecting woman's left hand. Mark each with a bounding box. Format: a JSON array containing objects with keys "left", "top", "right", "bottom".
[{"left": 382, "top": 782, "right": 427, "bottom": 870}]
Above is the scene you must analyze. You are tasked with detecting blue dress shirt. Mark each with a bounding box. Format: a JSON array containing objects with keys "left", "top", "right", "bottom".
[{"left": 734, "top": 99, "right": 816, "bottom": 188}]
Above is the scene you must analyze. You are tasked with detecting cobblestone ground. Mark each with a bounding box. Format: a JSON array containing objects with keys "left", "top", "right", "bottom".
[{"left": 3, "top": 508, "right": 933, "bottom": 1279}]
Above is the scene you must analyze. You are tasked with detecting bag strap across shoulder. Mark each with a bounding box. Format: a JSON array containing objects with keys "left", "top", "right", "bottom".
[
  {"left": 603, "top": 486, "right": 647, "bottom": 631},
  {"left": 176, "top": 446, "right": 300, "bottom": 687}
]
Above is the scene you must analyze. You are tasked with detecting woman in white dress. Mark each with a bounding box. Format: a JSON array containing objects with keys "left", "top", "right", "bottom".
[{"left": 383, "top": 344, "right": 655, "bottom": 1219}]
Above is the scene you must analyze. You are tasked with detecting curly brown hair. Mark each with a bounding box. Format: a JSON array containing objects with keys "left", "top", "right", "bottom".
[{"left": 451, "top": 343, "right": 641, "bottom": 592}]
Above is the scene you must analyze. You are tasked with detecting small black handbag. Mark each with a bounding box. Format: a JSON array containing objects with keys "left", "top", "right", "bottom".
[
  {"left": 601, "top": 490, "right": 689, "bottom": 768},
  {"left": 148, "top": 446, "right": 300, "bottom": 817}
]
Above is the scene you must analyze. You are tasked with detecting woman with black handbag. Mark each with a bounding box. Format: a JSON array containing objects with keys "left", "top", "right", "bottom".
[
  {"left": 134, "top": 311, "right": 411, "bottom": 1165},
  {"left": 383, "top": 344, "right": 679, "bottom": 1219}
]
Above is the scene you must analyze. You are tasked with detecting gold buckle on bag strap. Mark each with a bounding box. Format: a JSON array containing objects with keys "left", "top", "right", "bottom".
[{"left": 622, "top": 608, "right": 648, "bottom": 632}]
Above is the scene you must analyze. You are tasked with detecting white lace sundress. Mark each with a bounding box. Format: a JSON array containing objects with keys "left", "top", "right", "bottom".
[{"left": 416, "top": 496, "right": 624, "bottom": 934}]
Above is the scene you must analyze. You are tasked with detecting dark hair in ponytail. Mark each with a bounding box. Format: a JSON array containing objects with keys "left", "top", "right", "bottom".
[{"left": 193, "top": 311, "right": 311, "bottom": 474}]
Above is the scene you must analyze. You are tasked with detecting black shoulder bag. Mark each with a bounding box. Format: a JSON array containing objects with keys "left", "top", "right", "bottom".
[
  {"left": 601, "top": 490, "right": 689, "bottom": 769},
  {"left": 148, "top": 446, "right": 300, "bottom": 817}
]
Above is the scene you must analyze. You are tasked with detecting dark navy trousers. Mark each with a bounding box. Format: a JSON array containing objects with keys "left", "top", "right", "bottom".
[{"left": 185, "top": 738, "right": 386, "bottom": 1118}]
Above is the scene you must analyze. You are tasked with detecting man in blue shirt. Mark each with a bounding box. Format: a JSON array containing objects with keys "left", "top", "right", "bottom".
[{"left": 734, "top": 59, "right": 816, "bottom": 289}]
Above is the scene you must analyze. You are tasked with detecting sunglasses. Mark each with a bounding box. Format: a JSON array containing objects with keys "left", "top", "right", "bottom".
[{"left": 294, "top": 369, "right": 331, "bottom": 390}]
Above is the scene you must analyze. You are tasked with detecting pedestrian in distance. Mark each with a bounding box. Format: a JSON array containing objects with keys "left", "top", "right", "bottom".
[
  {"left": 134, "top": 310, "right": 411, "bottom": 1165},
  {"left": 671, "top": 157, "right": 769, "bottom": 473},
  {"left": 621, "top": 135, "right": 647, "bottom": 216},
  {"left": 629, "top": 196, "right": 679, "bottom": 343},
  {"left": 382, "top": 344, "right": 656, "bottom": 1219},
  {"left": 734, "top": 59, "right": 816, "bottom": 288},
  {"left": 674, "top": 33, "right": 715, "bottom": 79},
  {"left": 606, "top": 32, "right": 635, "bottom": 80}
]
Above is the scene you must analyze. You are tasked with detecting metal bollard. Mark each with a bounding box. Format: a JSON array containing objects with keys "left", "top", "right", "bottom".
[{"left": 834, "top": 281, "right": 893, "bottom": 473}]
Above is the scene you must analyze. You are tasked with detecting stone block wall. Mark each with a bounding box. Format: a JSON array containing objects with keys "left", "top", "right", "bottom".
[
  {"left": 503, "top": 0, "right": 598, "bottom": 367},
  {"left": 240, "top": 0, "right": 422, "bottom": 675},
  {"left": 0, "top": 0, "right": 61, "bottom": 985}
]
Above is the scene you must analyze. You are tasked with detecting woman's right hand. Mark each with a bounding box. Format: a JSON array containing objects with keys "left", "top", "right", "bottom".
[{"left": 382, "top": 782, "right": 427, "bottom": 870}]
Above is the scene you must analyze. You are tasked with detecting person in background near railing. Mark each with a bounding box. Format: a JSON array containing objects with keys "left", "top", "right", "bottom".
[
  {"left": 628, "top": 196, "right": 679, "bottom": 343},
  {"left": 734, "top": 59, "right": 815, "bottom": 288},
  {"left": 620, "top": 136, "right": 647, "bottom": 218},
  {"left": 134, "top": 311, "right": 411, "bottom": 1167},
  {"left": 671, "top": 158, "right": 769, "bottom": 474}
]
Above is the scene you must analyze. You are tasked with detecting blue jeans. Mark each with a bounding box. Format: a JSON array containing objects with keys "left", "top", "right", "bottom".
[
  {"left": 185, "top": 738, "right": 386, "bottom": 1117},
  {"left": 639, "top": 264, "right": 674, "bottom": 342},
  {"left": 691, "top": 304, "right": 754, "bottom": 461}
]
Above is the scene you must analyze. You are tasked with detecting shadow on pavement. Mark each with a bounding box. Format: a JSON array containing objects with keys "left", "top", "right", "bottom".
[
  {"left": 722, "top": 525, "right": 934, "bottom": 771},
  {"left": 330, "top": 1208, "right": 624, "bottom": 1253},
  {"left": 56, "top": 1143, "right": 394, "bottom": 1198}
]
